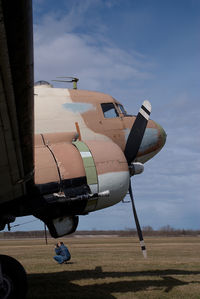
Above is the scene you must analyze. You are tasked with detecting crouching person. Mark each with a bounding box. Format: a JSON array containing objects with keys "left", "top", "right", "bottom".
[{"left": 54, "top": 241, "right": 71, "bottom": 264}]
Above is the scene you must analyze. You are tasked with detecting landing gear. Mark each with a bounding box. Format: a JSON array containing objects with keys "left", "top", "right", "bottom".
[{"left": 0, "top": 255, "right": 27, "bottom": 299}]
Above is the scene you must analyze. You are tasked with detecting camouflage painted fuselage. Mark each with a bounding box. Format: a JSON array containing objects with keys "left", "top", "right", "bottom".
[
  {"left": 34, "top": 82, "right": 166, "bottom": 214},
  {"left": 34, "top": 83, "right": 166, "bottom": 163}
]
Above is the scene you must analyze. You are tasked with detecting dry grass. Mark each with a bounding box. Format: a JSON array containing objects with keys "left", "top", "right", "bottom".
[{"left": 1, "top": 236, "right": 200, "bottom": 298}]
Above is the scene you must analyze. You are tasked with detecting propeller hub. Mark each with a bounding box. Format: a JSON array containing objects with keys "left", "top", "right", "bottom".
[{"left": 129, "top": 162, "right": 144, "bottom": 176}]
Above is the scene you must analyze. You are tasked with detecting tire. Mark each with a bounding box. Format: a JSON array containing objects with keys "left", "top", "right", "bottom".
[{"left": 0, "top": 255, "right": 27, "bottom": 299}]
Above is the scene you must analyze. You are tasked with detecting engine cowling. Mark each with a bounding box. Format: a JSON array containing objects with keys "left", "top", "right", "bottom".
[{"left": 34, "top": 133, "right": 130, "bottom": 215}]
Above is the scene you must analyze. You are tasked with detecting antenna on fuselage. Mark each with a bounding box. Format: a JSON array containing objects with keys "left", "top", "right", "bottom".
[{"left": 52, "top": 77, "right": 79, "bottom": 89}]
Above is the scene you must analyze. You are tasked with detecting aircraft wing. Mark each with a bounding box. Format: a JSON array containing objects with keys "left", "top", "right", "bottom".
[{"left": 0, "top": 0, "right": 34, "bottom": 204}]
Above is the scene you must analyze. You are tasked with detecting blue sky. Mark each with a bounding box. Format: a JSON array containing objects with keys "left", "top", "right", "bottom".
[{"left": 9, "top": 0, "right": 200, "bottom": 232}]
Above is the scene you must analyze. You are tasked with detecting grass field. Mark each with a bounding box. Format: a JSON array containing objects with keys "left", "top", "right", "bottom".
[{"left": 0, "top": 236, "right": 200, "bottom": 298}]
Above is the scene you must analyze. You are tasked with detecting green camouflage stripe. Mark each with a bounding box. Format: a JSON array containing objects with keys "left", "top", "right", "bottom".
[{"left": 72, "top": 140, "right": 98, "bottom": 186}]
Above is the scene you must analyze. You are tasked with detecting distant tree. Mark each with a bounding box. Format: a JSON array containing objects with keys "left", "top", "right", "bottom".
[
  {"left": 159, "top": 225, "right": 175, "bottom": 232},
  {"left": 143, "top": 226, "right": 154, "bottom": 231},
  {"left": 125, "top": 227, "right": 136, "bottom": 232}
]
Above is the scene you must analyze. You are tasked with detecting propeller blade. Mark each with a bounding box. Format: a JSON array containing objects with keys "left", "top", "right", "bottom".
[
  {"left": 56, "top": 77, "right": 79, "bottom": 82},
  {"left": 129, "top": 180, "right": 147, "bottom": 258},
  {"left": 124, "top": 100, "right": 151, "bottom": 165},
  {"left": 52, "top": 80, "right": 72, "bottom": 83}
]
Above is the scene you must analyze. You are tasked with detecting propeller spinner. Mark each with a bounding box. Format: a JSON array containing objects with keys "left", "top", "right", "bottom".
[{"left": 124, "top": 100, "right": 151, "bottom": 258}]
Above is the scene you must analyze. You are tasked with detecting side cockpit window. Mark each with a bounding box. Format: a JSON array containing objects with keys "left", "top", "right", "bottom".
[
  {"left": 117, "top": 104, "right": 128, "bottom": 116},
  {"left": 101, "top": 103, "right": 119, "bottom": 118}
]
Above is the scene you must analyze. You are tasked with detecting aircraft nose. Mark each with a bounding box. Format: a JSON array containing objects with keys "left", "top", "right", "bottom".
[{"left": 157, "top": 123, "right": 167, "bottom": 148}]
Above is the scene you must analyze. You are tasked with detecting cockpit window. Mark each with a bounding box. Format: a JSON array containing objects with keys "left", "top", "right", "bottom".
[
  {"left": 117, "top": 104, "right": 128, "bottom": 116},
  {"left": 101, "top": 103, "right": 119, "bottom": 118}
]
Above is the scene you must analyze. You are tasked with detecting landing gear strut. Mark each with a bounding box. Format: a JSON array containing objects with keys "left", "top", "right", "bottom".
[{"left": 0, "top": 255, "right": 27, "bottom": 299}]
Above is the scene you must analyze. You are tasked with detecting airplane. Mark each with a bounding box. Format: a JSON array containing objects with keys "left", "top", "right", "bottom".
[{"left": 0, "top": 0, "right": 166, "bottom": 298}]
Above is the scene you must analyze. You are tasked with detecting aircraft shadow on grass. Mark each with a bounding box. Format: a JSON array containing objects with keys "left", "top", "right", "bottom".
[{"left": 28, "top": 268, "right": 200, "bottom": 298}]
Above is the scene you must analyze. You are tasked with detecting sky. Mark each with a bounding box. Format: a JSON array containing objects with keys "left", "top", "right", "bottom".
[{"left": 8, "top": 0, "right": 200, "bottom": 232}]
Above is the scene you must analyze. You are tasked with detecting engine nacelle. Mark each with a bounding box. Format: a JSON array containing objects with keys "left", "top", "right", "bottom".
[{"left": 34, "top": 133, "right": 130, "bottom": 217}]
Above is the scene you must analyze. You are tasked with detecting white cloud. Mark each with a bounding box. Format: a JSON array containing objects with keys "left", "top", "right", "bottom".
[{"left": 33, "top": 3, "right": 153, "bottom": 92}]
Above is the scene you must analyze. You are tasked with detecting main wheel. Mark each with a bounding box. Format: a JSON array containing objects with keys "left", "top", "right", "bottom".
[{"left": 0, "top": 255, "right": 27, "bottom": 299}]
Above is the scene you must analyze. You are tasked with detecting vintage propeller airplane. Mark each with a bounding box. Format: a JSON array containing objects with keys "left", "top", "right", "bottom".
[{"left": 0, "top": 0, "right": 166, "bottom": 298}]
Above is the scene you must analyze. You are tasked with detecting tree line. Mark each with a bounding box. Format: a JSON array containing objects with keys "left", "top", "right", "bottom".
[{"left": 0, "top": 226, "right": 199, "bottom": 239}]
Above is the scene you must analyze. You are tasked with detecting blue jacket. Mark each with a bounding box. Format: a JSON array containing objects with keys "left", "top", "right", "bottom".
[{"left": 55, "top": 244, "right": 71, "bottom": 260}]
